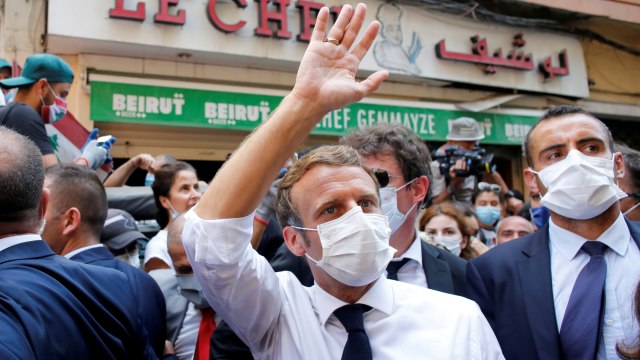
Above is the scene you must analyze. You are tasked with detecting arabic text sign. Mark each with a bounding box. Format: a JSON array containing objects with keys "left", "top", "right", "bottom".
[{"left": 90, "top": 80, "right": 539, "bottom": 145}]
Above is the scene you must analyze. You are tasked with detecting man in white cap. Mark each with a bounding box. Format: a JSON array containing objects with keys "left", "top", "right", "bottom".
[{"left": 431, "top": 117, "right": 507, "bottom": 204}]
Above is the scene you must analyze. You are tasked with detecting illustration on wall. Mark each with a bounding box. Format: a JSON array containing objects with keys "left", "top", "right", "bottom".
[{"left": 373, "top": 2, "right": 422, "bottom": 75}]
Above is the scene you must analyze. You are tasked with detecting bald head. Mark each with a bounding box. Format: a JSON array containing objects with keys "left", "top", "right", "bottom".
[
  {"left": 166, "top": 214, "right": 192, "bottom": 274},
  {"left": 0, "top": 127, "right": 44, "bottom": 231},
  {"left": 496, "top": 216, "right": 535, "bottom": 245}
]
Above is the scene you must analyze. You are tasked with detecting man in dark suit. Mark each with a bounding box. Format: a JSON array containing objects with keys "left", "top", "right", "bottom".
[
  {"left": 467, "top": 105, "right": 640, "bottom": 359},
  {"left": 42, "top": 164, "right": 167, "bottom": 357},
  {"left": 0, "top": 127, "right": 155, "bottom": 359}
]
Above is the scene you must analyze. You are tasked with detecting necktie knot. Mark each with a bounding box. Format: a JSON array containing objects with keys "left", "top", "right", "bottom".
[
  {"left": 581, "top": 241, "right": 608, "bottom": 257},
  {"left": 386, "top": 258, "right": 410, "bottom": 281},
  {"left": 333, "top": 304, "right": 371, "bottom": 333}
]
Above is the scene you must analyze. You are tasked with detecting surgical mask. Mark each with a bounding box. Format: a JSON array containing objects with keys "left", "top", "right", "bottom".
[
  {"left": 530, "top": 206, "right": 551, "bottom": 229},
  {"left": 529, "top": 150, "right": 626, "bottom": 220},
  {"left": 476, "top": 206, "right": 500, "bottom": 226},
  {"left": 144, "top": 173, "right": 155, "bottom": 187},
  {"left": 40, "top": 85, "right": 68, "bottom": 124},
  {"left": 167, "top": 202, "right": 180, "bottom": 219},
  {"left": 176, "top": 274, "right": 210, "bottom": 309},
  {"left": 434, "top": 235, "right": 462, "bottom": 256},
  {"left": 116, "top": 249, "right": 140, "bottom": 268},
  {"left": 292, "top": 206, "right": 395, "bottom": 287},
  {"left": 380, "top": 178, "right": 418, "bottom": 233}
]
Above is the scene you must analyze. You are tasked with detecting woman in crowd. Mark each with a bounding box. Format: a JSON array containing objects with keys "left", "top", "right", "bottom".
[
  {"left": 473, "top": 182, "right": 503, "bottom": 246},
  {"left": 419, "top": 202, "right": 487, "bottom": 260},
  {"left": 144, "top": 161, "right": 201, "bottom": 272}
]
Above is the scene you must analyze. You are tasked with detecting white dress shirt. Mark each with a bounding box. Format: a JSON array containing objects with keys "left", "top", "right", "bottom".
[
  {"left": 0, "top": 234, "right": 41, "bottom": 253},
  {"left": 183, "top": 210, "right": 504, "bottom": 360},
  {"left": 63, "top": 244, "right": 105, "bottom": 259},
  {"left": 550, "top": 213, "right": 640, "bottom": 360},
  {"left": 385, "top": 233, "right": 428, "bottom": 288}
]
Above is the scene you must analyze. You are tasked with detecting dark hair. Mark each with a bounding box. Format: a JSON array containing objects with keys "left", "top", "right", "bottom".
[
  {"left": 340, "top": 123, "right": 432, "bottom": 202},
  {"left": 472, "top": 188, "right": 504, "bottom": 205},
  {"left": 522, "top": 105, "right": 614, "bottom": 167},
  {"left": 615, "top": 142, "right": 640, "bottom": 192},
  {"left": 504, "top": 189, "right": 524, "bottom": 202},
  {"left": 152, "top": 161, "right": 197, "bottom": 228},
  {"left": 45, "top": 165, "right": 108, "bottom": 239},
  {"left": 0, "top": 128, "right": 44, "bottom": 227},
  {"left": 617, "top": 281, "right": 640, "bottom": 359}
]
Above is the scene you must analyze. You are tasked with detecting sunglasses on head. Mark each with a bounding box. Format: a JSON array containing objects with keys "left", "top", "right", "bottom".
[
  {"left": 371, "top": 168, "right": 402, "bottom": 188},
  {"left": 478, "top": 182, "right": 501, "bottom": 193}
]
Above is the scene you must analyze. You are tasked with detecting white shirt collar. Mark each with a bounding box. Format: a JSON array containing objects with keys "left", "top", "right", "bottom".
[
  {"left": 64, "top": 244, "right": 105, "bottom": 259},
  {"left": 314, "top": 277, "right": 393, "bottom": 326},
  {"left": 549, "top": 213, "right": 630, "bottom": 260},
  {"left": 0, "top": 234, "right": 41, "bottom": 253},
  {"left": 387, "top": 231, "right": 422, "bottom": 265}
]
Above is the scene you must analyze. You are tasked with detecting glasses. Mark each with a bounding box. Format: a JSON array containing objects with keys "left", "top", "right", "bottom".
[
  {"left": 372, "top": 168, "right": 402, "bottom": 188},
  {"left": 477, "top": 182, "right": 501, "bottom": 193}
]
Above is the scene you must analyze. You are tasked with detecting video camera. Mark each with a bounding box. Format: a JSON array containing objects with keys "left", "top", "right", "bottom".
[{"left": 434, "top": 146, "right": 496, "bottom": 178}]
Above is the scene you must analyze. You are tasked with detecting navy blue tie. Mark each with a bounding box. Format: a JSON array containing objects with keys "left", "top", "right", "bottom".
[
  {"left": 560, "top": 241, "right": 608, "bottom": 360},
  {"left": 333, "top": 304, "right": 373, "bottom": 360},
  {"left": 386, "top": 258, "right": 410, "bottom": 281}
]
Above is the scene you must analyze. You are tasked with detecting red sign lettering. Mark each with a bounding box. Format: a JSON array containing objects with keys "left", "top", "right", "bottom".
[
  {"left": 255, "top": 0, "right": 292, "bottom": 39},
  {"left": 207, "top": 0, "right": 248, "bottom": 33},
  {"left": 109, "top": 0, "right": 145, "bottom": 21},
  {"left": 154, "top": 0, "right": 186, "bottom": 25}
]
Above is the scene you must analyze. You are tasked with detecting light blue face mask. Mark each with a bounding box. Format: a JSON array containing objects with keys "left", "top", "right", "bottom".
[
  {"left": 476, "top": 206, "right": 501, "bottom": 226},
  {"left": 144, "top": 173, "right": 155, "bottom": 187}
]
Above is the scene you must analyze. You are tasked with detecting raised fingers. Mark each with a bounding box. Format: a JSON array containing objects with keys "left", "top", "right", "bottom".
[
  {"left": 350, "top": 20, "right": 381, "bottom": 60},
  {"left": 326, "top": 4, "right": 353, "bottom": 45},
  {"left": 340, "top": 3, "right": 367, "bottom": 49},
  {"left": 310, "top": 7, "right": 330, "bottom": 42}
]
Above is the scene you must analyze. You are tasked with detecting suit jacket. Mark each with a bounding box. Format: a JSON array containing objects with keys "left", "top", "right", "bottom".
[
  {"left": 467, "top": 219, "right": 640, "bottom": 360},
  {"left": 71, "top": 246, "right": 167, "bottom": 357},
  {"left": 0, "top": 240, "right": 155, "bottom": 359}
]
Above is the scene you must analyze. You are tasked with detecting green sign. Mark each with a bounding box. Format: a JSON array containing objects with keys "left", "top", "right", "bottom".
[{"left": 91, "top": 81, "right": 539, "bottom": 145}]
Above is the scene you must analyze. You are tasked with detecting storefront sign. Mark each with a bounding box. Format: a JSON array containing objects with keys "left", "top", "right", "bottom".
[
  {"left": 48, "top": 0, "right": 589, "bottom": 97},
  {"left": 91, "top": 77, "right": 540, "bottom": 145}
]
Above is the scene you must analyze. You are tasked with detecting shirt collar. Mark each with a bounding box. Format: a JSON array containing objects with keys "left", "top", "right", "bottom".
[
  {"left": 549, "top": 212, "right": 630, "bottom": 259},
  {"left": 398, "top": 233, "right": 423, "bottom": 265},
  {"left": 314, "top": 276, "right": 393, "bottom": 327},
  {"left": 64, "top": 244, "right": 105, "bottom": 259},
  {"left": 0, "top": 234, "right": 41, "bottom": 253}
]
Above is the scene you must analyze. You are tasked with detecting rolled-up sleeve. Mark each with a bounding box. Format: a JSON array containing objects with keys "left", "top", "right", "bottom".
[{"left": 182, "top": 209, "right": 283, "bottom": 352}]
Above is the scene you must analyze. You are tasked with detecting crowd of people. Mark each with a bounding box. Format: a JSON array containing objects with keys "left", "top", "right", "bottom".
[{"left": 1, "top": 3, "right": 639, "bottom": 360}]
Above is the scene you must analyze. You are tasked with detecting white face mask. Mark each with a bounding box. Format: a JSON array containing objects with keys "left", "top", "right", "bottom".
[
  {"left": 293, "top": 206, "right": 395, "bottom": 287},
  {"left": 529, "top": 150, "right": 626, "bottom": 220},
  {"left": 380, "top": 178, "right": 418, "bottom": 233},
  {"left": 115, "top": 249, "right": 140, "bottom": 268},
  {"left": 434, "top": 235, "right": 462, "bottom": 256}
]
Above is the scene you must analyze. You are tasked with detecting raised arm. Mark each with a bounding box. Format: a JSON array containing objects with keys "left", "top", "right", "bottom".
[{"left": 194, "top": 3, "right": 388, "bottom": 220}]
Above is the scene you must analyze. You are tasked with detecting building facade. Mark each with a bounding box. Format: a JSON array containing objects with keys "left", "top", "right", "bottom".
[{"left": 1, "top": 0, "right": 638, "bottom": 190}]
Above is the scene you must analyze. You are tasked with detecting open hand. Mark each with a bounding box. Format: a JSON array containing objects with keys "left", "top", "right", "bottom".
[{"left": 290, "top": 4, "right": 388, "bottom": 117}]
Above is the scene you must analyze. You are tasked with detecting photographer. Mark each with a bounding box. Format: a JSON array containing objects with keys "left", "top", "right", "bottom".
[{"left": 431, "top": 117, "right": 507, "bottom": 204}]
